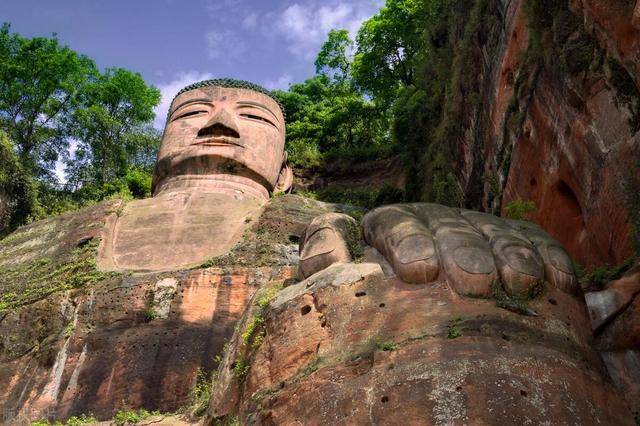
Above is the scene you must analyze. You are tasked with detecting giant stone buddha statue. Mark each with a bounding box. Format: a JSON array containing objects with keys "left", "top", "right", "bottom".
[
  {"left": 98, "top": 80, "right": 293, "bottom": 271},
  {"left": 91, "top": 79, "right": 631, "bottom": 424}
]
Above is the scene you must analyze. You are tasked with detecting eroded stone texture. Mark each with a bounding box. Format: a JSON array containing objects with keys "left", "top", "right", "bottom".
[
  {"left": 0, "top": 267, "right": 294, "bottom": 420},
  {"left": 482, "top": 0, "right": 640, "bottom": 268},
  {"left": 0, "top": 193, "right": 342, "bottom": 422},
  {"left": 570, "top": 0, "right": 640, "bottom": 89},
  {"left": 298, "top": 213, "right": 357, "bottom": 279},
  {"left": 583, "top": 263, "right": 640, "bottom": 415},
  {"left": 207, "top": 264, "right": 632, "bottom": 424},
  {"left": 98, "top": 191, "right": 265, "bottom": 272}
]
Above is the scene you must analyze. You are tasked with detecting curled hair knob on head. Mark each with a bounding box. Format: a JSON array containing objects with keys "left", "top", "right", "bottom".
[{"left": 169, "top": 78, "right": 286, "bottom": 122}]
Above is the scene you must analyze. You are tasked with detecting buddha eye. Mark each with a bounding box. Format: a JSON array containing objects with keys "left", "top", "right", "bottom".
[
  {"left": 173, "top": 110, "right": 207, "bottom": 121},
  {"left": 240, "top": 113, "right": 277, "bottom": 129}
]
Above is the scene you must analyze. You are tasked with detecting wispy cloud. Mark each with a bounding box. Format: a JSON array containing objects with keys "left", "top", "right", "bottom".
[
  {"left": 154, "top": 71, "right": 214, "bottom": 129},
  {"left": 242, "top": 12, "right": 258, "bottom": 29},
  {"left": 276, "top": 1, "right": 378, "bottom": 59},
  {"left": 205, "top": 30, "right": 247, "bottom": 60},
  {"left": 263, "top": 74, "right": 293, "bottom": 91}
]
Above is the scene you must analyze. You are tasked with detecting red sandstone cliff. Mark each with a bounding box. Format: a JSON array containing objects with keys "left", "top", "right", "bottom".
[{"left": 484, "top": 0, "right": 639, "bottom": 267}]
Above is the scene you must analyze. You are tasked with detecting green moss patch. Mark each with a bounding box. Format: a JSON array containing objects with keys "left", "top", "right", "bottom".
[{"left": 0, "top": 238, "right": 117, "bottom": 313}]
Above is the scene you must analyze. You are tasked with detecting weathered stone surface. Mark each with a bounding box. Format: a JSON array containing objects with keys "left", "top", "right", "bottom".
[
  {"left": 293, "top": 156, "right": 405, "bottom": 197},
  {"left": 0, "top": 263, "right": 295, "bottom": 420},
  {"left": 274, "top": 262, "right": 384, "bottom": 309},
  {"left": 584, "top": 264, "right": 640, "bottom": 414},
  {"left": 298, "top": 213, "right": 358, "bottom": 279},
  {"left": 586, "top": 269, "right": 640, "bottom": 331},
  {"left": 499, "top": 71, "right": 638, "bottom": 268},
  {"left": 570, "top": 0, "right": 640, "bottom": 89},
  {"left": 361, "top": 203, "right": 574, "bottom": 298},
  {"left": 98, "top": 191, "right": 265, "bottom": 272},
  {"left": 601, "top": 350, "right": 640, "bottom": 416},
  {"left": 455, "top": 0, "right": 640, "bottom": 268},
  {"left": 207, "top": 269, "right": 632, "bottom": 425},
  {"left": 0, "top": 193, "right": 341, "bottom": 422}
]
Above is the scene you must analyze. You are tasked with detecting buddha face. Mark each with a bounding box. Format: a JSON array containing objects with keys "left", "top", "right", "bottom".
[{"left": 154, "top": 86, "right": 287, "bottom": 194}]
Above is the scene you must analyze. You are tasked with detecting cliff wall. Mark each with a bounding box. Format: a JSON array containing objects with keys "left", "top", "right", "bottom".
[{"left": 452, "top": 0, "right": 640, "bottom": 267}]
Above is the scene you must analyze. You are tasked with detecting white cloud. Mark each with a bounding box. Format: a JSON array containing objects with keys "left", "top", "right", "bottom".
[
  {"left": 206, "top": 0, "right": 244, "bottom": 17},
  {"left": 205, "top": 29, "right": 247, "bottom": 60},
  {"left": 154, "top": 71, "right": 214, "bottom": 130},
  {"left": 263, "top": 74, "right": 293, "bottom": 91},
  {"left": 276, "top": 1, "right": 376, "bottom": 59},
  {"left": 242, "top": 12, "right": 258, "bottom": 29}
]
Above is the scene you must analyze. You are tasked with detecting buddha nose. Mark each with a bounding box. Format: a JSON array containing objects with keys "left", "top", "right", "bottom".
[{"left": 197, "top": 107, "right": 240, "bottom": 139}]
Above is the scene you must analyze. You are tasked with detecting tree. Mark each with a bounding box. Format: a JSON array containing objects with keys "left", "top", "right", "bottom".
[
  {"left": 0, "top": 23, "right": 96, "bottom": 179},
  {"left": 351, "top": 0, "right": 428, "bottom": 105},
  {"left": 315, "top": 29, "right": 354, "bottom": 83},
  {"left": 0, "top": 131, "right": 37, "bottom": 233},
  {"left": 66, "top": 68, "right": 161, "bottom": 188}
]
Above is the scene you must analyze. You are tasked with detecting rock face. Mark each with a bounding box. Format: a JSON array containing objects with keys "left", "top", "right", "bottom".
[
  {"left": 0, "top": 195, "right": 338, "bottom": 421},
  {"left": 98, "top": 190, "right": 265, "bottom": 272},
  {"left": 449, "top": 0, "right": 640, "bottom": 268},
  {"left": 585, "top": 263, "right": 640, "bottom": 415},
  {"left": 207, "top": 263, "right": 631, "bottom": 424}
]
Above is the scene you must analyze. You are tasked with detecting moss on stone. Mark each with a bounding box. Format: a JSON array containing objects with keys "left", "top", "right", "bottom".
[{"left": 0, "top": 238, "right": 117, "bottom": 313}]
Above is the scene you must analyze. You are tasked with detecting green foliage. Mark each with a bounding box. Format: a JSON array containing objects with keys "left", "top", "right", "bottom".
[
  {"left": 447, "top": 317, "right": 463, "bottom": 339},
  {"left": 275, "top": 0, "right": 431, "bottom": 174},
  {"left": 299, "top": 184, "right": 404, "bottom": 210},
  {"left": 391, "top": 0, "right": 493, "bottom": 207},
  {"left": 352, "top": 0, "right": 429, "bottom": 106},
  {"left": 0, "top": 130, "right": 38, "bottom": 233},
  {"left": 233, "top": 283, "right": 282, "bottom": 382},
  {"left": 0, "top": 22, "right": 96, "bottom": 178},
  {"left": 113, "top": 408, "right": 158, "bottom": 426},
  {"left": 66, "top": 68, "right": 160, "bottom": 188},
  {"left": 0, "top": 24, "right": 160, "bottom": 226},
  {"left": 187, "top": 368, "right": 215, "bottom": 418},
  {"left": 30, "top": 414, "right": 97, "bottom": 426},
  {"left": 274, "top": 74, "right": 392, "bottom": 168},
  {"left": 143, "top": 308, "right": 158, "bottom": 322},
  {"left": 504, "top": 199, "right": 536, "bottom": 221},
  {"left": 0, "top": 238, "right": 115, "bottom": 313},
  {"left": 63, "top": 322, "right": 75, "bottom": 338},
  {"left": 374, "top": 339, "right": 397, "bottom": 351},
  {"left": 124, "top": 166, "right": 153, "bottom": 198},
  {"left": 315, "top": 29, "right": 353, "bottom": 82},
  {"left": 64, "top": 416, "right": 97, "bottom": 426},
  {"left": 233, "top": 356, "right": 250, "bottom": 381},
  {"left": 346, "top": 219, "right": 364, "bottom": 260},
  {"left": 578, "top": 257, "right": 635, "bottom": 291},
  {"left": 490, "top": 280, "right": 539, "bottom": 315}
]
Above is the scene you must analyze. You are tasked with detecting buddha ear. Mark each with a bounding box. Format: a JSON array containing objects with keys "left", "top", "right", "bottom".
[{"left": 274, "top": 151, "right": 294, "bottom": 194}]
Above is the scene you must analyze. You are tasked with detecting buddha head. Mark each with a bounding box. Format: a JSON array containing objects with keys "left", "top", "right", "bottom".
[{"left": 152, "top": 79, "right": 293, "bottom": 199}]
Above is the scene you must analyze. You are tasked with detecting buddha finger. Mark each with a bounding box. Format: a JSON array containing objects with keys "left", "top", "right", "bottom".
[
  {"left": 461, "top": 211, "right": 544, "bottom": 298},
  {"left": 362, "top": 205, "right": 438, "bottom": 284},
  {"left": 413, "top": 204, "right": 498, "bottom": 297},
  {"left": 299, "top": 213, "right": 357, "bottom": 279},
  {"left": 506, "top": 219, "right": 578, "bottom": 294}
]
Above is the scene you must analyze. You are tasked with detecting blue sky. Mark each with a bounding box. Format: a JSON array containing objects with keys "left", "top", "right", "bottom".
[{"left": 1, "top": 0, "right": 383, "bottom": 129}]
